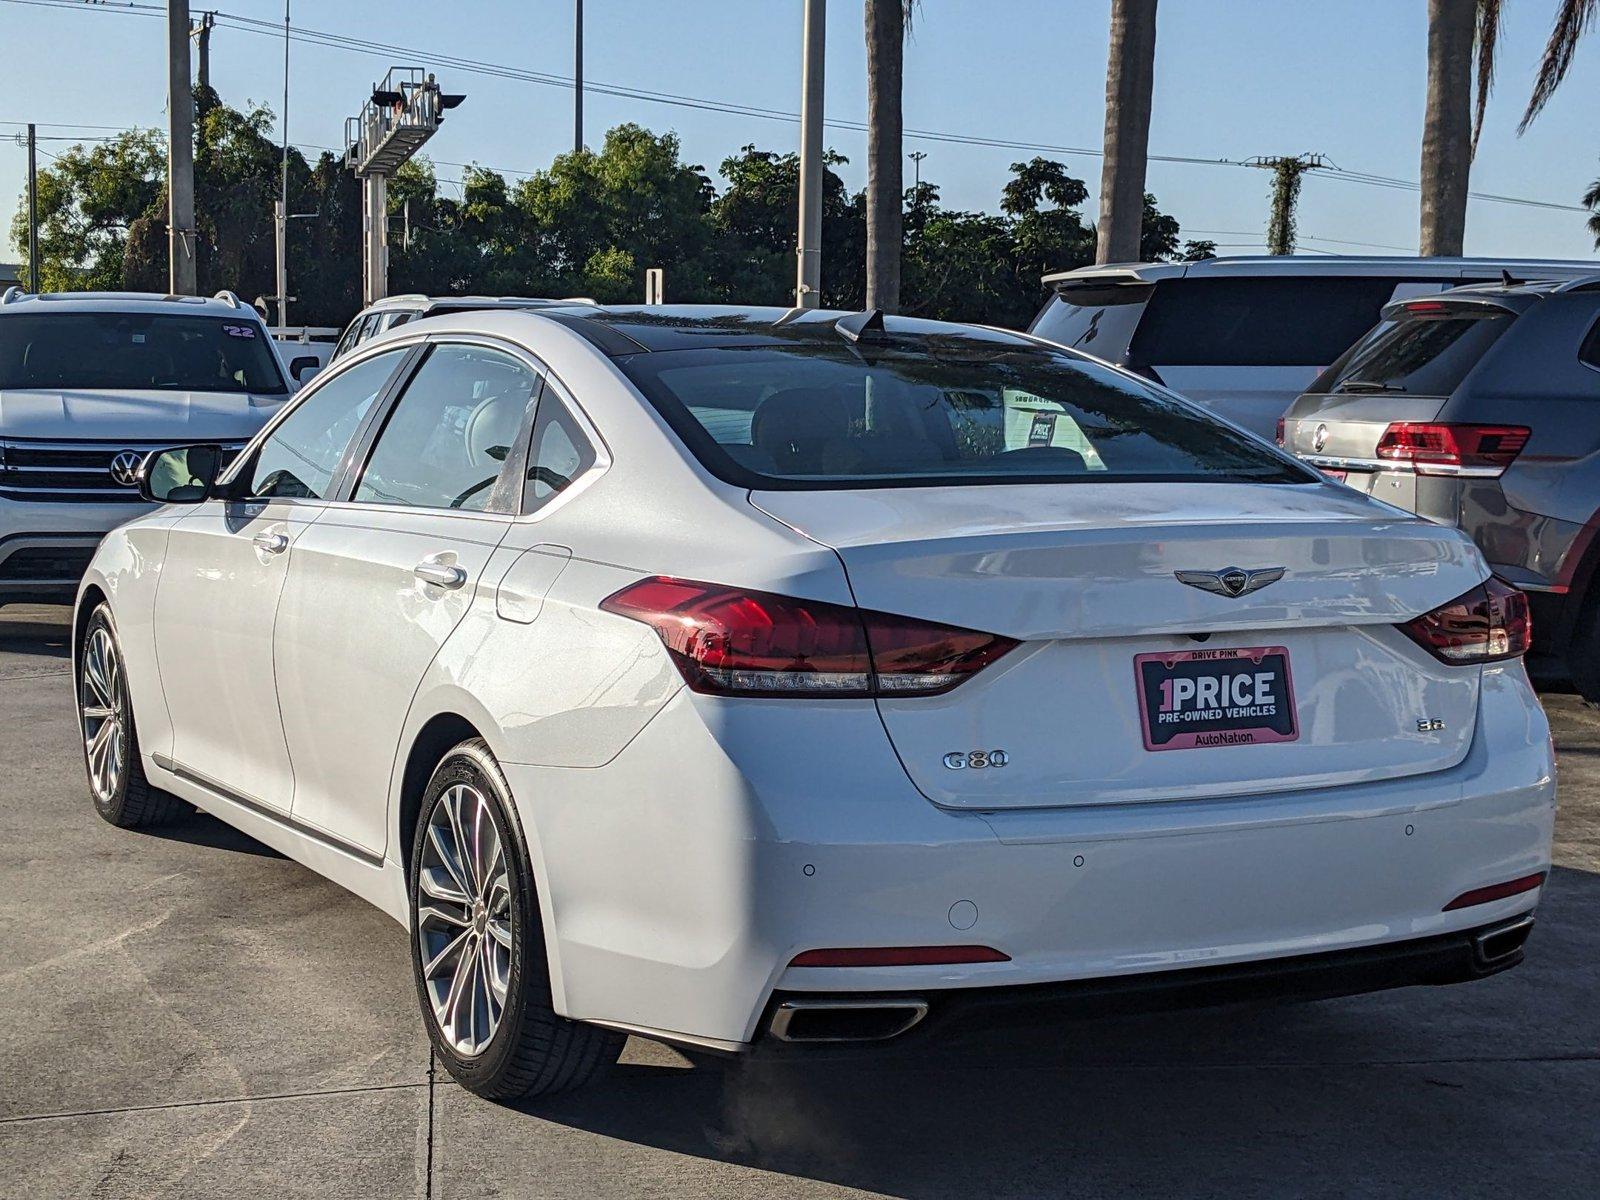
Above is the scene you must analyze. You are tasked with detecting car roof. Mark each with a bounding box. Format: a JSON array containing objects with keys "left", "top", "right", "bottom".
[
  {"left": 361, "top": 293, "right": 597, "bottom": 315},
  {"left": 0, "top": 288, "right": 260, "bottom": 317},
  {"left": 430, "top": 303, "right": 1051, "bottom": 357},
  {"left": 1040, "top": 255, "right": 1600, "bottom": 287}
]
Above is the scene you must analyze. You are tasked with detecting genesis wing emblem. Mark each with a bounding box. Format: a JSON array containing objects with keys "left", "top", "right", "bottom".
[{"left": 1174, "top": 566, "right": 1286, "bottom": 599}]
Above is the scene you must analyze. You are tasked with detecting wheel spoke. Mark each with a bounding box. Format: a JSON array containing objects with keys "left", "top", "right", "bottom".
[
  {"left": 417, "top": 900, "right": 470, "bottom": 929},
  {"left": 425, "top": 825, "right": 473, "bottom": 900},
  {"left": 444, "top": 788, "right": 480, "bottom": 895},
  {"left": 81, "top": 704, "right": 113, "bottom": 721},
  {"left": 423, "top": 928, "right": 472, "bottom": 980}
]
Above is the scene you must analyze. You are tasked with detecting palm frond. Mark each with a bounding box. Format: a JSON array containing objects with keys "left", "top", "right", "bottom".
[
  {"left": 1521, "top": 0, "right": 1600, "bottom": 133},
  {"left": 1472, "top": 0, "right": 1502, "bottom": 156}
]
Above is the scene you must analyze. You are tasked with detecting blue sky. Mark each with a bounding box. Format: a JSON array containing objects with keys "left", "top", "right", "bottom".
[{"left": 4, "top": 0, "right": 1600, "bottom": 264}]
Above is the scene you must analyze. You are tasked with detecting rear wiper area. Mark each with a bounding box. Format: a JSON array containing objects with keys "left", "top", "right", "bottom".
[{"left": 1335, "top": 378, "right": 1406, "bottom": 393}]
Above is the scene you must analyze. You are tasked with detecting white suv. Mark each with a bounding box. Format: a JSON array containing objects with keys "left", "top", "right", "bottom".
[{"left": 0, "top": 289, "right": 292, "bottom": 606}]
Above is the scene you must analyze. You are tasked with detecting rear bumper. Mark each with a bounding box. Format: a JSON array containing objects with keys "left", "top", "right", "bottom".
[
  {"left": 0, "top": 498, "right": 149, "bottom": 603},
  {"left": 505, "top": 662, "right": 1555, "bottom": 1050},
  {"left": 760, "top": 912, "right": 1536, "bottom": 1048}
]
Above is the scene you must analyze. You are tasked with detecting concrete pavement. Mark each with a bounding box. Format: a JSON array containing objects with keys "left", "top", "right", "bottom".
[{"left": 1, "top": 603, "right": 1596, "bottom": 1198}]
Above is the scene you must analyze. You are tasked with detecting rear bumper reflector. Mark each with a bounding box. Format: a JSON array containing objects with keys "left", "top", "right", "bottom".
[
  {"left": 1443, "top": 870, "right": 1546, "bottom": 911},
  {"left": 789, "top": 945, "right": 1010, "bottom": 968}
]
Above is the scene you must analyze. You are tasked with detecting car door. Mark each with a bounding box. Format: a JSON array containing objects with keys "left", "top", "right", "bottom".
[
  {"left": 275, "top": 339, "right": 540, "bottom": 855},
  {"left": 153, "top": 347, "right": 412, "bottom": 811}
]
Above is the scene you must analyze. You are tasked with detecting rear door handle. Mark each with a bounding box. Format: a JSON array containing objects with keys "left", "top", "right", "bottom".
[
  {"left": 414, "top": 560, "right": 468, "bottom": 589},
  {"left": 252, "top": 531, "right": 289, "bottom": 555}
]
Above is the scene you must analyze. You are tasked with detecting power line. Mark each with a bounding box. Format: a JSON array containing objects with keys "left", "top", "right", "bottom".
[{"left": 1, "top": 0, "right": 1589, "bottom": 218}]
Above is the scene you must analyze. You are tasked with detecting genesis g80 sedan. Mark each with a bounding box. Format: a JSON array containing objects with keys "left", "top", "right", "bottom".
[{"left": 74, "top": 304, "right": 1555, "bottom": 1098}]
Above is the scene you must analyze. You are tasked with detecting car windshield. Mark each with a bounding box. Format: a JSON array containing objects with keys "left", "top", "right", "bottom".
[
  {"left": 617, "top": 342, "right": 1311, "bottom": 490},
  {"left": 0, "top": 311, "right": 287, "bottom": 394}
]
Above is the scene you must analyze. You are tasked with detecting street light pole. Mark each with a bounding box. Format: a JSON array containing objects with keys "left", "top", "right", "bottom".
[
  {"left": 795, "top": 0, "right": 825, "bottom": 308},
  {"left": 277, "top": 0, "right": 290, "bottom": 327},
  {"left": 167, "top": 0, "right": 197, "bottom": 294},
  {"left": 26, "top": 123, "right": 39, "bottom": 293},
  {"left": 573, "top": 0, "right": 584, "bottom": 153}
]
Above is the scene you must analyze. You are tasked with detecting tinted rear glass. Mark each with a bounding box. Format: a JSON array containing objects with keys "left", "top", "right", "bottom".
[
  {"left": 0, "top": 311, "right": 286, "bottom": 393},
  {"left": 1128, "top": 277, "right": 1410, "bottom": 367},
  {"left": 618, "top": 343, "right": 1310, "bottom": 490},
  {"left": 1029, "top": 287, "right": 1149, "bottom": 359},
  {"left": 1317, "top": 310, "right": 1513, "bottom": 396}
]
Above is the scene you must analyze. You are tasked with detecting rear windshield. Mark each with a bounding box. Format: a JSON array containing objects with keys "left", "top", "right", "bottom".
[
  {"left": 1127, "top": 277, "right": 1415, "bottom": 368},
  {"left": 1313, "top": 309, "right": 1513, "bottom": 396},
  {"left": 1029, "top": 286, "right": 1149, "bottom": 358},
  {"left": 617, "top": 343, "right": 1311, "bottom": 490},
  {"left": 0, "top": 311, "right": 287, "bottom": 394}
]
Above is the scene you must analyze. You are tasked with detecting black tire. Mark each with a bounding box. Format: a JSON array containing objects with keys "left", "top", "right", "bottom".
[
  {"left": 78, "top": 604, "right": 182, "bottom": 828},
  {"left": 408, "top": 738, "right": 623, "bottom": 1100}
]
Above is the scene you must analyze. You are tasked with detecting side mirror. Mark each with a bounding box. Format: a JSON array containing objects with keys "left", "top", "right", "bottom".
[
  {"left": 289, "top": 355, "right": 321, "bottom": 384},
  {"left": 138, "top": 445, "right": 222, "bottom": 505}
]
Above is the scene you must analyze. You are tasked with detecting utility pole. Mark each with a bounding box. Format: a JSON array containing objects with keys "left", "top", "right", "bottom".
[
  {"left": 192, "top": 10, "right": 214, "bottom": 92},
  {"left": 167, "top": 0, "right": 197, "bottom": 294},
  {"left": 795, "top": 0, "right": 825, "bottom": 308},
  {"left": 276, "top": 0, "right": 290, "bottom": 327},
  {"left": 1246, "top": 153, "right": 1328, "bottom": 256},
  {"left": 908, "top": 149, "right": 927, "bottom": 188},
  {"left": 26, "top": 123, "right": 39, "bottom": 293},
  {"left": 573, "top": 0, "right": 583, "bottom": 153}
]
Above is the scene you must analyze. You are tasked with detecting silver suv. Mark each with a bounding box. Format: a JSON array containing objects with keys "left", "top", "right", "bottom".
[
  {"left": 1030, "top": 256, "right": 1598, "bottom": 439},
  {"left": 1281, "top": 275, "right": 1600, "bottom": 695},
  {"left": 0, "top": 289, "right": 290, "bottom": 606}
]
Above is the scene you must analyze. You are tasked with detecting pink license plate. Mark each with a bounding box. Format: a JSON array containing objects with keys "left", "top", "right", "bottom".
[{"left": 1134, "top": 646, "right": 1299, "bottom": 751}]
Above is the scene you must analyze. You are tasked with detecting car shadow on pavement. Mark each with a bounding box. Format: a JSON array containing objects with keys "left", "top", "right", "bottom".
[
  {"left": 0, "top": 605, "right": 70, "bottom": 663},
  {"left": 144, "top": 806, "right": 288, "bottom": 859},
  {"left": 500, "top": 865, "right": 1600, "bottom": 1199}
]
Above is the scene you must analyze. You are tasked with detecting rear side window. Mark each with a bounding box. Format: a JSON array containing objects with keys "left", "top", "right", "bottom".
[
  {"left": 1318, "top": 310, "right": 1513, "bottom": 396},
  {"left": 354, "top": 344, "right": 537, "bottom": 511},
  {"left": 1128, "top": 277, "right": 1410, "bottom": 367},
  {"left": 618, "top": 344, "right": 1311, "bottom": 490},
  {"left": 523, "top": 391, "right": 596, "bottom": 512}
]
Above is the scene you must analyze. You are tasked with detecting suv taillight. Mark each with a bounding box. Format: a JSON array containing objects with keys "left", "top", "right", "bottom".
[
  {"left": 600, "top": 577, "right": 1017, "bottom": 698},
  {"left": 1398, "top": 577, "right": 1530, "bottom": 664},
  {"left": 1275, "top": 416, "right": 1286, "bottom": 446},
  {"left": 1375, "top": 423, "right": 1529, "bottom": 476}
]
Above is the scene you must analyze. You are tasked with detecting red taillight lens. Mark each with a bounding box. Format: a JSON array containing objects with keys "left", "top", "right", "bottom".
[
  {"left": 789, "top": 945, "right": 1011, "bottom": 967},
  {"left": 1274, "top": 416, "right": 1286, "bottom": 446},
  {"left": 1375, "top": 423, "right": 1529, "bottom": 476},
  {"left": 1443, "top": 871, "right": 1546, "bottom": 911},
  {"left": 1398, "top": 576, "right": 1530, "bottom": 664},
  {"left": 600, "top": 577, "right": 1017, "bottom": 698}
]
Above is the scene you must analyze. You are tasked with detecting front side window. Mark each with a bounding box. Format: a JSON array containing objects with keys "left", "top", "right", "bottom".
[
  {"left": 354, "top": 344, "right": 538, "bottom": 511},
  {"left": 247, "top": 349, "right": 405, "bottom": 499},
  {"left": 0, "top": 312, "right": 287, "bottom": 394},
  {"left": 618, "top": 343, "right": 1311, "bottom": 490}
]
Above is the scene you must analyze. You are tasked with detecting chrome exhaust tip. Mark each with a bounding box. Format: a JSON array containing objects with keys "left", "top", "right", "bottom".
[
  {"left": 1473, "top": 913, "right": 1535, "bottom": 969},
  {"left": 768, "top": 998, "right": 930, "bottom": 1043}
]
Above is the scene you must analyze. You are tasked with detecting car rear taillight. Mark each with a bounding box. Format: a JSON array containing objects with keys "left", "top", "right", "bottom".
[
  {"left": 1375, "top": 423, "right": 1529, "bottom": 476},
  {"left": 600, "top": 577, "right": 1018, "bottom": 698},
  {"left": 1274, "top": 416, "right": 1286, "bottom": 446},
  {"left": 1398, "top": 576, "right": 1530, "bottom": 664}
]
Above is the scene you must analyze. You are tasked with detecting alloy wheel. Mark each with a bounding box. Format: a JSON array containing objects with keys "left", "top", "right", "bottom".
[
  {"left": 416, "top": 783, "right": 514, "bottom": 1057},
  {"left": 80, "top": 625, "right": 127, "bottom": 805}
]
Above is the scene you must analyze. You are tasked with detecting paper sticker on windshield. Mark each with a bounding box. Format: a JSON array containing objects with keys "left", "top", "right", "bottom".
[{"left": 222, "top": 324, "right": 257, "bottom": 339}]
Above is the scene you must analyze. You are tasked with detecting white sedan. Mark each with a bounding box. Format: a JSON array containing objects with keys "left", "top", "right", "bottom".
[{"left": 74, "top": 304, "right": 1555, "bottom": 1099}]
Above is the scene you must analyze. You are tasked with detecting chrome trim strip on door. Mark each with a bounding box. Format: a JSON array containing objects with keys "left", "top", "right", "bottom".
[{"left": 151, "top": 753, "right": 386, "bottom": 868}]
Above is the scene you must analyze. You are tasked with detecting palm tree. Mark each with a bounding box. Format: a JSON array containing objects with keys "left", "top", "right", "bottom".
[
  {"left": 865, "top": 0, "right": 915, "bottom": 311},
  {"left": 1420, "top": 0, "right": 1503, "bottom": 257},
  {"left": 1095, "top": 0, "right": 1158, "bottom": 264},
  {"left": 1521, "top": 0, "right": 1596, "bottom": 131}
]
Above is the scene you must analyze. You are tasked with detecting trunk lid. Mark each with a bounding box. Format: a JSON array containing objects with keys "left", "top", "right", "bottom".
[
  {"left": 1282, "top": 391, "right": 1452, "bottom": 462},
  {"left": 753, "top": 482, "right": 1486, "bottom": 809}
]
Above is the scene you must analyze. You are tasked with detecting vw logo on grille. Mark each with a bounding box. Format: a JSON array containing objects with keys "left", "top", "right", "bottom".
[{"left": 108, "top": 451, "right": 144, "bottom": 488}]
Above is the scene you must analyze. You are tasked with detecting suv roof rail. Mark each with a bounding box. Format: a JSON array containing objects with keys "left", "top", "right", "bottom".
[
  {"left": 213, "top": 290, "right": 244, "bottom": 309},
  {"left": 0, "top": 286, "right": 25, "bottom": 305},
  {"left": 1551, "top": 275, "right": 1600, "bottom": 294}
]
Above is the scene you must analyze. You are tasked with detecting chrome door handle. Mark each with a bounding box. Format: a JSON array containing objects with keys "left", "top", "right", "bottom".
[
  {"left": 252, "top": 531, "right": 289, "bottom": 554},
  {"left": 414, "top": 560, "right": 468, "bottom": 589}
]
